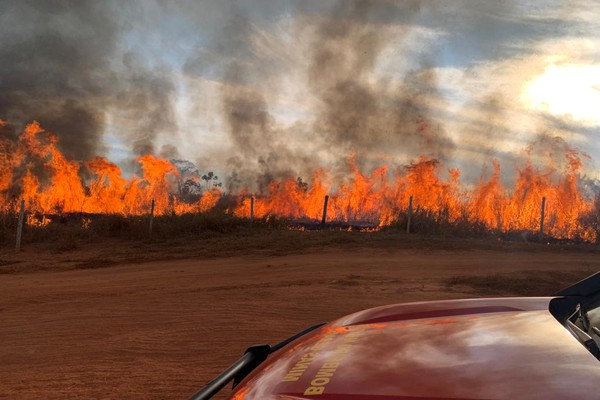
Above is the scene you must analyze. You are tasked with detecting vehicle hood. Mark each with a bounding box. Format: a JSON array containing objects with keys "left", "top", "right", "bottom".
[{"left": 229, "top": 298, "right": 600, "bottom": 400}]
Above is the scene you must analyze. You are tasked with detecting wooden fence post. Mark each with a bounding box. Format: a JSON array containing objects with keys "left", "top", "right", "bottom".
[
  {"left": 321, "top": 195, "right": 329, "bottom": 225},
  {"left": 15, "top": 199, "right": 25, "bottom": 251},
  {"left": 250, "top": 196, "right": 254, "bottom": 222},
  {"left": 406, "top": 196, "right": 413, "bottom": 234},
  {"left": 539, "top": 196, "right": 546, "bottom": 241},
  {"left": 148, "top": 199, "right": 155, "bottom": 239}
]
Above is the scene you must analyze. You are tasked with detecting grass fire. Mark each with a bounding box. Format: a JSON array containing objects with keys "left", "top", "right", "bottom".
[
  {"left": 3, "top": 3, "right": 600, "bottom": 399},
  {"left": 1, "top": 120, "right": 598, "bottom": 243}
]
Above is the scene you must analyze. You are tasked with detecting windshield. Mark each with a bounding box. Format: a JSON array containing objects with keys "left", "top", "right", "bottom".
[
  {"left": 550, "top": 274, "right": 600, "bottom": 360},
  {"left": 571, "top": 299, "right": 600, "bottom": 357}
]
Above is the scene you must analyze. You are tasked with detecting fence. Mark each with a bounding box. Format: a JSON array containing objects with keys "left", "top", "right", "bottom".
[{"left": 4, "top": 193, "right": 576, "bottom": 251}]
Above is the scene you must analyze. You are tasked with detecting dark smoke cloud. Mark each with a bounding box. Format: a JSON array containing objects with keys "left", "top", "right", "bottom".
[
  {"left": 115, "top": 54, "right": 178, "bottom": 157},
  {"left": 221, "top": 72, "right": 275, "bottom": 157},
  {"left": 178, "top": 0, "right": 594, "bottom": 193},
  {"left": 159, "top": 144, "right": 180, "bottom": 160},
  {"left": 185, "top": 0, "right": 455, "bottom": 190},
  {"left": 182, "top": 1, "right": 317, "bottom": 190},
  {"left": 0, "top": 0, "right": 177, "bottom": 161},
  {"left": 3, "top": 0, "right": 586, "bottom": 192},
  {"left": 307, "top": 1, "right": 454, "bottom": 164},
  {"left": 220, "top": 77, "right": 315, "bottom": 190},
  {"left": 0, "top": 1, "right": 118, "bottom": 160}
]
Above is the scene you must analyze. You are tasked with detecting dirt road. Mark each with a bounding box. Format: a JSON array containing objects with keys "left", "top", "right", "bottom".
[{"left": 1, "top": 248, "right": 598, "bottom": 399}]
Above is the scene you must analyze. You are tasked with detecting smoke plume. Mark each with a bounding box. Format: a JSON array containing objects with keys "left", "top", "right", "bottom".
[
  {"left": 0, "top": 0, "right": 177, "bottom": 161},
  {"left": 183, "top": 0, "right": 456, "bottom": 191},
  {"left": 2, "top": 0, "right": 594, "bottom": 192},
  {"left": 306, "top": 1, "right": 455, "bottom": 164}
]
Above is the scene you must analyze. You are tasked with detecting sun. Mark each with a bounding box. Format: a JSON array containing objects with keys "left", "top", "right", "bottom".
[{"left": 522, "top": 64, "right": 600, "bottom": 126}]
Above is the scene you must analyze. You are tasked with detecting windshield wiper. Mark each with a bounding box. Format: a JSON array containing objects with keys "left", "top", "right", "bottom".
[
  {"left": 575, "top": 303, "right": 590, "bottom": 331},
  {"left": 187, "top": 322, "right": 325, "bottom": 400},
  {"left": 566, "top": 320, "right": 600, "bottom": 360}
]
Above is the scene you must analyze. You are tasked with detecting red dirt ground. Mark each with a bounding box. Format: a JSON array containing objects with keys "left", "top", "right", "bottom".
[{"left": 1, "top": 248, "right": 599, "bottom": 399}]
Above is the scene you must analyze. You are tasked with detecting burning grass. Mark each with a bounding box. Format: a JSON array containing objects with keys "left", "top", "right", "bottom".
[
  {"left": 2, "top": 121, "right": 600, "bottom": 243},
  {"left": 2, "top": 197, "right": 600, "bottom": 255},
  {"left": 2, "top": 206, "right": 599, "bottom": 255}
]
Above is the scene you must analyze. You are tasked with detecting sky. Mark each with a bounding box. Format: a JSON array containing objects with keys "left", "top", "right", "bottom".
[{"left": 1, "top": 0, "right": 600, "bottom": 190}]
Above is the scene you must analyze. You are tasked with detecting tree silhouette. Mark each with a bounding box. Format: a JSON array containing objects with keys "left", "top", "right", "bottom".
[
  {"left": 201, "top": 172, "right": 221, "bottom": 190},
  {"left": 297, "top": 177, "right": 308, "bottom": 192}
]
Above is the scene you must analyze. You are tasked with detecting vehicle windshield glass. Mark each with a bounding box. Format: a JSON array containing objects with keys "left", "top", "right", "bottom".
[{"left": 553, "top": 294, "right": 600, "bottom": 360}]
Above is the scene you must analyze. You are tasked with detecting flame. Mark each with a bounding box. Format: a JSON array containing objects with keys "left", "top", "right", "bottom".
[
  {"left": 3, "top": 121, "right": 217, "bottom": 219},
  {"left": 233, "top": 155, "right": 595, "bottom": 240},
  {"left": 26, "top": 214, "right": 50, "bottom": 227},
  {"left": 86, "top": 156, "right": 128, "bottom": 214},
  {"left": 234, "top": 157, "right": 462, "bottom": 225},
  {"left": 0, "top": 121, "right": 596, "bottom": 240},
  {"left": 173, "top": 188, "right": 222, "bottom": 214}
]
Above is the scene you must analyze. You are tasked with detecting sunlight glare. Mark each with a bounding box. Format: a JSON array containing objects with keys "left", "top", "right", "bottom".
[{"left": 522, "top": 64, "right": 600, "bottom": 126}]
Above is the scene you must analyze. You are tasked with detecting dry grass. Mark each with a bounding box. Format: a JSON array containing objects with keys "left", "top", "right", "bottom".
[
  {"left": 0, "top": 210, "right": 287, "bottom": 246},
  {"left": 0, "top": 204, "right": 597, "bottom": 249},
  {"left": 2, "top": 226, "right": 600, "bottom": 275},
  {"left": 1, "top": 209, "right": 600, "bottom": 274},
  {"left": 388, "top": 206, "right": 598, "bottom": 243}
]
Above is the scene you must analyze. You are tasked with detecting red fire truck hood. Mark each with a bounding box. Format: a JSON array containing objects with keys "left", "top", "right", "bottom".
[{"left": 229, "top": 298, "right": 600, "bottom": 400}]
